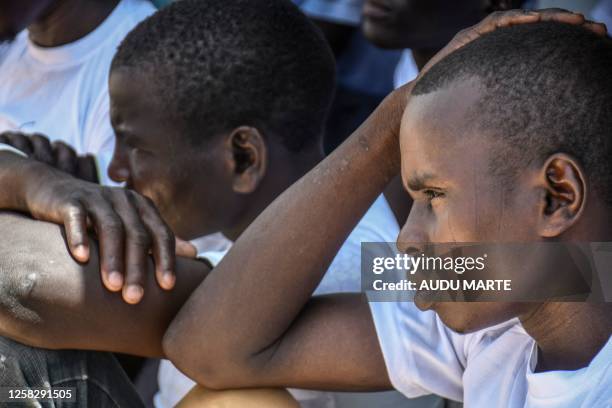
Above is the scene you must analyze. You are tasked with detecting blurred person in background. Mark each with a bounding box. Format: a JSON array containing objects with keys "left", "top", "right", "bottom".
[
  {"left": 361, "top": 0, "right": 529, "bottom": 88},
  {"left": 0, "top": 0, "right": 155, "bottom": 184},
  {"left": 293, "top": 0, "right": 401, "bottom": 154},
  {"left": 0, "top": 0, "right": 161, "bottom": 381}
]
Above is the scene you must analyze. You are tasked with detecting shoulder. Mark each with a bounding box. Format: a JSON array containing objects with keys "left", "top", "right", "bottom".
[{"left": 0, "top": 31, "right": 28, "bottom": 69}]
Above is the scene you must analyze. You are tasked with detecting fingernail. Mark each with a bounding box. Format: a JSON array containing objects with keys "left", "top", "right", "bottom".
[
  {"left": 74, "top": 245, "right": 88, "bottom": 260},
  {"left": 108, "top": 271, "right": 123, "bottom": 290},
  {"left": 162, "top": 271, "right": 176, "bottom": 289},
  {"left": 124, "top": 285, "right": 144, "bottom": 304}
]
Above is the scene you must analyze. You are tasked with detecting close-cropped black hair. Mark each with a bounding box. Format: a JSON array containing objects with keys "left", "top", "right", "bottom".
[
  {"left": 112, "top": 0, "right": 335, "bottom": 152},
  {"left": 413, "top": 22, "right": 612, "bottom": 204}
]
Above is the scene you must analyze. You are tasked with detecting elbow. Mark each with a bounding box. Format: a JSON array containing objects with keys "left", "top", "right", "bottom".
[
  {"left": 0, "top": 276, "right": 46, "bottom": 347},
  {"left": 163, "top": 323, "right": 257, "bottom": 390}
]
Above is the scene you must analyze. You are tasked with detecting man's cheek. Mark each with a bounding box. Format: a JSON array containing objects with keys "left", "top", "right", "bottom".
[{"left": 431, "top": 208, "right": 459, "bottom": 242}]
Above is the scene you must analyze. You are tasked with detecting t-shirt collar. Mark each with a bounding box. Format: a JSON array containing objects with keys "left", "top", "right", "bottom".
[
  {"left": 526, "top": 335, "right": 612, "bottom": 399},
  {"left": 26, "top": 0, "right": 126, "bottom": 66}
]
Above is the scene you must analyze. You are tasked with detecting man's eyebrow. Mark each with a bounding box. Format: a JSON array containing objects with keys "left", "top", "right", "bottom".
[{"left": 406, "top": 172, "right": 437, "bottom": 191}]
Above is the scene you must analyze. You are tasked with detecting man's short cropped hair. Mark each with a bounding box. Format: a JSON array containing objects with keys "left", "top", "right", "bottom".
[
  {"left": 413, "top": 22, "right": 612, "bottom": 204},
  {"left": 112, "top": 0, "right": 335, "bottom": 152}
]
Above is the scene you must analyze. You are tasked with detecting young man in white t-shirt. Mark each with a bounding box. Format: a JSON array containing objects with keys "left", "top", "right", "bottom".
[
  {"left": 0, "top": 0, "right": 169, "bottom": 305},
  {"left": 359, "top": 0, "right": 527, "bottom": 88},
  {"left": 163, "top": 12, "right": 612, "bottom": 408},
  {"left": 0, "top": 0, "right": 154, "bottom": 185},
  {"left": 0, "top": 1, "right": 411, "bottom": 406}
]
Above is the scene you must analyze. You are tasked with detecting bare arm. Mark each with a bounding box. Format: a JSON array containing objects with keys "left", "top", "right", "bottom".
[
  {"left": 163, "top": 9, "right": 603, "bottom": 391},
  {"left": 0, "top": 150, "right": 181, "bottom": 304},
  {"left": 163, "top": 85, "right": 408, "bottom": 390},
  {"left": 0, "top": 212, "right": 209, "bottom": 357}
]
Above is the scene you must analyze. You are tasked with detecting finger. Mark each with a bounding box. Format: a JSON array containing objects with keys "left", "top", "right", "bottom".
[
  {"left": 133, "top": 193, "right": 176, "bottom": 290},
  {"left": 83, "top": 194, "right": 125, "bottom": 293},
  {"left": 52, "top": 141, "right": 78, "bottom": 175},
  {"left": 583, "top": 20, "right": 608, "bottom": 36},
  {"left": 30, "top": 133, "right": 55, "bottom": 166},
  {"left": 3, "top": 131, "right": 33, "bottom": 155},
  {"left": 176, "top": 238, "right": 197, "bottom": 258},
  {"left": 538, "top": 8, "right": 585, "bottom": 25},
  {"left": 76, "top": 155, "right": 99, "bottom": 183},
  {"left": 112, "top": 191, "right": 152, "bottom": 303},
  {"left": 61, "top": 200, "right": 90, "bottom": 262},
  {"left": 477, "top": 10, "right": 539, "bottom": 34}
]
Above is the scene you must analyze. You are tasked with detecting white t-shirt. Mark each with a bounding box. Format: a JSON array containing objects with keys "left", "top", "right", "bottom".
[
  {"left": 154, "top": 195, "right": 429, "bottom": 408},
  {"left": 292, "top": 0, "right": 363, "bottom": 25},
  {"left": 369, "top": 300, "right": 612, "bottom": 407},
  {"left": 0, "top": 0, "right": 155, "bottom": 185},
  {"left": 394, "top": 50, "right": 419, "bottom": 89}
]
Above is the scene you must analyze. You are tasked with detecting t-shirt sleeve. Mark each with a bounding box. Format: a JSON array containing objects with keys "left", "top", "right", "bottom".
[
  {"left": 368, "top": 301, "right": 466, "bottom": 401},
  {"left": 315, "top": 195, "right": 399, "bottom": 295},
  {"left": 294, "top": 0, "right": 363, "bottom": 26},
  {"left": 197, "top": 249, "right": 230, "bottom": 268}
]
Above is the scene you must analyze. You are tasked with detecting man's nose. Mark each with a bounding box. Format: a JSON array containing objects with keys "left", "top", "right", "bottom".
[
  {"left": 108, "top": 154, "right": 130, "bottom": 183},
  {"left": 396, "top": 208, "right": 428, "bottom": 254}
]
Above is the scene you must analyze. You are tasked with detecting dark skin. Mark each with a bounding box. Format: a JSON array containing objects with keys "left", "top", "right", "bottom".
[
  {"left": 0, "top": 151, "right": 182, "bottom": 304},
  {"left": 364, "top": 0, "right": 523, "bottom": 226},
  {"left": 0, "top": 132, "right": 98, "bottom": 182},
  {"left": 107, "top": 68, "right": 325, "bottom": 241},
  {"left": 0, "top": 6, "right": 604, "bottom": 381},
  {"left": 0, "top": 0, "right": 119, "bottom": 181},
  {"left": 0, "top": 61, "right": 324, "bottom": 355},
  {"left": 398, "top": 79, "right": 612, "bottom": 370},
  {"left": 361, "top": 0, "right": 514, "bottom": 51},
  {"left": 163, "top": 11, "right": 610, "bottom": 391},
  {"left": 0, "top": 212, "right": 208, "bottom": 357},
  {"left": 0, "top": 0, "right": 181, "bottom": 304}
]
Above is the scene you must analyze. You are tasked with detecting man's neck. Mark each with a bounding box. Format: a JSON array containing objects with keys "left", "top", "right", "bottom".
[
  {"left": 224, "top": 146, "right": 324, "bottom": 241},
  {"left": 520, "top": 302, "right": 612, "bottom": 372},
  {"left": 28, "top": 0, "right": 120, "bottom": 47}
]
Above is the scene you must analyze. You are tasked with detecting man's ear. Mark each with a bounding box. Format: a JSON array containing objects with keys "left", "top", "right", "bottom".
[
  {"left": 537, "top": 153, "right": 586, "bottom": 237},
  {"left": 227, "top": 126, "right": 267, "bottom": 194}
]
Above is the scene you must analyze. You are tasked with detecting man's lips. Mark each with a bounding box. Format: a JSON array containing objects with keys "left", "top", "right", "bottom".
[
  {"left": 414, "top": 292, "right": 435, "bottom": 312},
  {"left": 362, "top": 0, "right": 392, "bottom": 20}
]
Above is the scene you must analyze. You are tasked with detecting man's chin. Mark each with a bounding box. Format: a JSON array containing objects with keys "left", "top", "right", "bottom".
[
  {"left": 414, "top": 298, "right": 473, "bottom": 333},
  {"left": 414, "top": 293, "right": 435, "bottom": 312},
  {"left": 431, "top": 302, "right": 513, "bottom": 335}
]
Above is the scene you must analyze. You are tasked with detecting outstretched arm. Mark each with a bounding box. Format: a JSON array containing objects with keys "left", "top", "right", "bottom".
[{"left": 0, "top": 212, "right": 209, "bottom": 357}]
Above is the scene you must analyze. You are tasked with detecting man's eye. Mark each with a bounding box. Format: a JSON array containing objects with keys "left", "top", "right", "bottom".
[{"left": 424, "top": 190, "right": 444, "bottom": 200}]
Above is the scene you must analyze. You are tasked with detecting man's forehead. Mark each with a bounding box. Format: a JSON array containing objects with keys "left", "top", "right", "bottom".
[
  {"left": 109, "top": 68, "right": 165, "bottom": 121},
  {"left": 399, "top": 78, "right": 492, "bottom": 183},
  {"left": 403, "top": 78, "right": 482, "bottom": 131}
]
